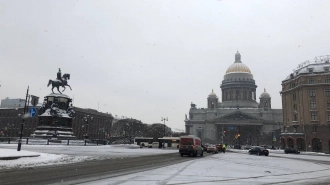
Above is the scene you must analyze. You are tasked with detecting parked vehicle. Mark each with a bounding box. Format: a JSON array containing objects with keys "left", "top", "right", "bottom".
[
  {"left": 243, "top": 145, "right": 252, "bottom": 150},
  {"left": 202, "top": 144, "right": 209, "bottom": 151},
  {"left": 284, "top": 147, "right": 300, "bottom": 154},
  {"left": 248, "top": 147, "right": 269, "bottom": 156},
  {"left": 147, "top": 142, "right": 159, "bottom": 148},
  {"left": 179, "top": 135, "right": 203, "bottom": 157},
  {"left": 207, "top": 145, "right": 218, "bottom": 154},
  {"left": 216, "top": 144, "right": 222, "bottom": 151}
]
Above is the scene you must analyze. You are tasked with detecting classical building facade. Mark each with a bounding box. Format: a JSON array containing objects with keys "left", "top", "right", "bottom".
[
  {"left": 185, "top": 52, "right": 282, "bottom": 146},
  {"left": 280, "top": 56, "right": 330, "bottom": 153}
]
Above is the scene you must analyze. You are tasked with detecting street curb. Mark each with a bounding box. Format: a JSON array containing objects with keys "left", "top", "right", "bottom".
[{"left": 0, "top": 155, "right": 40, "bottom": 160}]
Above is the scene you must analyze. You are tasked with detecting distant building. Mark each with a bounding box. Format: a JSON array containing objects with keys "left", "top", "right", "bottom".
[
  {"left": 0, "top": 106, "right": 113, "bottom": 140},
  {"left": 185, "top": 52, "right": 282, "bottom": 146},
  {"left": 280, "top": 56, "right": 330, "bottom": 153},
  {"left": 0, "top": 97, "right": 42, "bottom": 108},
  {"left": 1, "top": 98, "right": 26, "bottom": 108}
]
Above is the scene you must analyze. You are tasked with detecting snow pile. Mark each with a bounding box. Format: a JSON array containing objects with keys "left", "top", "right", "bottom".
[
  {"left": 0, "top": 144, "right": 178, "bottom": 169},
  {"left": 0, "top": 149, "right": 94, "bottom": 170}
]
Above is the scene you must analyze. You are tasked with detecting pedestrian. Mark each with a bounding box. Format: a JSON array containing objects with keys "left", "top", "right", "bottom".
[
  {"left": 222, "top": 144, "right": 226, "bottom": 153},
  {"left": 162, "top": 142, "right": 165, "bottom": 149}
]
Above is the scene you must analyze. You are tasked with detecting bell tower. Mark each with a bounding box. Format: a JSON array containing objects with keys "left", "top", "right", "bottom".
[{"left": 207, "top": 89, "right": 218, "bottom": 109}]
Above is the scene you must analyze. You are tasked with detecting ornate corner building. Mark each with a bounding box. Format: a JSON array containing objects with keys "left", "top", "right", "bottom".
[
  {"left": 185, "top": 52, "right": 283, "bottom": 146},
  {"left": 280, "top": 56, "right": 330, "bottom": 153}
]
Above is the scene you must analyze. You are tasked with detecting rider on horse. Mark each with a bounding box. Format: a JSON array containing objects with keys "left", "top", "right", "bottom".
[{"left": 57, "top": 68, "right": 63, "bottom": 83}]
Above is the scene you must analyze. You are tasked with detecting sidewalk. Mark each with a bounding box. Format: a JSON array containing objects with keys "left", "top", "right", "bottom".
[{"left": 0, "top": 148, "right": 40, "bottom": 160}]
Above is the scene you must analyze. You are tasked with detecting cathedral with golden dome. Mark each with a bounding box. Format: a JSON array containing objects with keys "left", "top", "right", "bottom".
[{"left": 185, "top": 52, "right": 283, "bottom": 147}]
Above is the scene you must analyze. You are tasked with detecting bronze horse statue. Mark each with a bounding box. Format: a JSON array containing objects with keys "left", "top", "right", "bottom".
[{"left": 47, "top": 74, "right": 72, "bottom": 94}]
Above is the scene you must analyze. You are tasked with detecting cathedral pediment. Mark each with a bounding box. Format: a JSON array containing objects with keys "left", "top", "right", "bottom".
[{"left": 214, "top": 111, "right": 263, "bottom": 122}]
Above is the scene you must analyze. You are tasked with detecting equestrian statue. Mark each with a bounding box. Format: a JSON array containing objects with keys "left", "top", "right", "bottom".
[{"left": 47, "top": 68, "right": 72, "bottom": 94}]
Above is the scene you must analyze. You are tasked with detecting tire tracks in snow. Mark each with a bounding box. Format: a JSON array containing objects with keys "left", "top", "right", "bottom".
[{"left": 157, "top": 160, "right": 196, "bottom": 185}]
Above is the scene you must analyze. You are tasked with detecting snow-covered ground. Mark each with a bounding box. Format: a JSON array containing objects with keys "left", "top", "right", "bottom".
[
  {"left": 0, "top": 148, "right": 93, "bottom": 170},
  {"left": 0, "top": 144, "right": 177, "bottom": 170},
  {"left": 76, "top": 152, "right": 330, "bottom": 185},
  {"left": 228, "top": 149, "right": 330, "bottom": 162}
]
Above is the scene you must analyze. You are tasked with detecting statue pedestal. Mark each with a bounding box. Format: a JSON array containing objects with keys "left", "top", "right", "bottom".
[{"left": 31, "top": 93, "right": 76, "bottom": 140}]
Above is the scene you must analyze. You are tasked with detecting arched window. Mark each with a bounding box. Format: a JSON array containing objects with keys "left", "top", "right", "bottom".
[{"left": 296, "top": 138, "right": 305, "bottom": 150}]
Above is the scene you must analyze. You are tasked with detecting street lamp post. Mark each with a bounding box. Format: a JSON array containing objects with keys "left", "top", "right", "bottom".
[
  {"left": 82, "top": 115, "right": 93, "bottom": 140},
  {"left": 17, "top": 86, "right": 29, "bottom": 151},
  {"left": 161, "top": 117, "right": 168, "bottom": 137},
  {"left": 238, "top": 126, "right": 241, "bottom": 149}
]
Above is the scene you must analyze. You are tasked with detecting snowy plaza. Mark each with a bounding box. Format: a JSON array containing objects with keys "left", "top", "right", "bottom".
[{"left": 1, "top": 144, "right": 330, "bottom": 185}]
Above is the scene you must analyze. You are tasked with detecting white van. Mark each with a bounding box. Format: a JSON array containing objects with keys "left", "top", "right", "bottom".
[{"left": 179, "top": 135, "right": 203, "bottom": 157}]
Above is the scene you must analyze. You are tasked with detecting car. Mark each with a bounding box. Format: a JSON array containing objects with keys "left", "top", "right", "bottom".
[
  {"left": 243, "top": 145, "right": 252, "bottom": 150},
  {"left": 248, "top": 147, "right": 269, "bottom": 156},
  {"left": 284, "top": 147, "right": 300, "bottom": 154},
  {"left": 179, "top": 135, "right": 203, "bottom": 157},
  {"left": 216, "top": 144, "right": 223, "bottom": 151},
  {"left": 207, "top": 145, "right": 218, "bottom": 153},
  {"left": 201, "top": 144, "right": 209, "bottom": 151}
]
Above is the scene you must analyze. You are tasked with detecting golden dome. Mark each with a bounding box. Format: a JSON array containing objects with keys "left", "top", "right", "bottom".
[
  {"left": 226, "top": 63, "right": 251, "bottom": 74},
  {"left": 225, "top": 52, "right": 251, "bottom": 74},
  {"left": 208, "top": 89, "right": 217, "bottom": 97}
]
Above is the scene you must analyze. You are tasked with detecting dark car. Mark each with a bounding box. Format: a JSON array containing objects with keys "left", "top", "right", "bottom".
[
  {"left": 207, "top": 145, "right": 218, "bottom": 154},
  {"left": 285, "top": 147, "right": 300, "bottom": 154},
  {"left": 248, "top": 147, "right": 269, "bottom": 156},
  {"left": 202, "top": 144, "right": 209, "bottom": 151}
]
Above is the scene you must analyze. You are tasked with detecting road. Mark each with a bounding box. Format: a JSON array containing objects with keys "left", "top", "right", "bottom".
[
  {"left": 0, "top": 152, "right": 205, "bottom": 185},
  {"left": 1, "top": 150, "right": 330, "bottom": 185}
]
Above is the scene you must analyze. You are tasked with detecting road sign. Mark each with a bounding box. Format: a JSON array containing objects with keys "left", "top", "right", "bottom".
[
  {"left": 29, "top": 107, "right": 37, "bottom": 117},
  {"left": 30, "top": 95, "right": 39, "bottom": 106}
]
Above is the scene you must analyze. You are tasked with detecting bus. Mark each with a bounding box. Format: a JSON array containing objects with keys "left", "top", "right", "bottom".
[
  {"left": 134, "top": 137, "right": 153, "bottom": 146},
  {"left": 158, "top": 137, "right": 180, "bottom": 148}
]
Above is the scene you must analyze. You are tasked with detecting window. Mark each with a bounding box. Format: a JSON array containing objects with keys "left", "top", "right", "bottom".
[
  {"left": 309, "top": 78, "right": 314, "bottom": 84},
  {"left": 327, "top": 102, "right": 330, "bottom": 109},
  {"left": 311, "top": 101, "right": 316, "bottom": 109},
  {"left": 313, "top": 126, "right": 317, "bottom": 132},
  {"left": 293, "top": 104, "right": 297, "bottom": 110},
  {"left": 311, "top": 112, "right": 318, "bottom": 120},
  {"left": 328, "top": 113, "right": 330, "bottom": 121},
  {"left": 324, "top": 67, "right": 329, "bottom": 72},
  {"left": 326, "top": 89, "right": 330, "bottom": 96},
  {"left": 293, "top": 114, "right": 297, "bottom": 121},
  {"left": 180, "top": 138, "right": 193, "bottom": 145},
  {"left": 292, "top": 93, "right": 296, "bottom": 100},
  {"left": 309, "top": 89, "right": 315, "bottom": 97},
  {"left": 308, "top": 68, "right": 314, "bottom": 73},
  {"left": 326, "top": 77, "right": 330, "bottom": 83}
]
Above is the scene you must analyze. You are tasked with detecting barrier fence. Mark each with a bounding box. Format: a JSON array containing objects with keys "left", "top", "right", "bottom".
[{"left": 0, "top": 137, "right": 107, "bottom": 146}]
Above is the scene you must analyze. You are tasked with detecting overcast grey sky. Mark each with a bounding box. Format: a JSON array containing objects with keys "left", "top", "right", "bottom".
[{"left": 0, "top": 0, "right": 329, "bottom": 131}]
